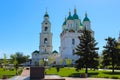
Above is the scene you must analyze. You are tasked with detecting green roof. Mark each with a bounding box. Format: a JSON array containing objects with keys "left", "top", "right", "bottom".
[
  {"left": 63, "top": 17, "right": 67, "bottom": 25},
  {"left": 44, "top": 14, "right": 49, "bottom": 17},
  {"left": 63, "top": 20, "right": 66, "bottom": 25},
  {"left": 52, "top": 50, "right": 58, "bottom": 54},
  {"left": 44, "top": 11, "right": 49, "bottom": 17},
  {"left": 73, "top": 13, "right": 79, "bottom": 19},
  {"left": 80, "top": 22, "right": 83, "bottom": 26},
  {"left": 32, "top": 50, "right": 39, "bottom": 55},
  {"left": 33, "top": 50, "right": 39, "bottom": 53},
  {"left": 83, "top": 17, "right": 90, "bottom": 21},
  {"left": 67, "top": 15, "right": 73, "bottom": 20},
  {"left": 83, "top": 13, "right": 90, "bottom": 21},
  {"left": 67, "top": 11, "right": 73, "bottom": 20}
]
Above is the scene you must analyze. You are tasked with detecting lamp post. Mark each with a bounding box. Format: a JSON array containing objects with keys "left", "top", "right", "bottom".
[{"left": 43, "top": 58, "right": 48, "bottom": 66}]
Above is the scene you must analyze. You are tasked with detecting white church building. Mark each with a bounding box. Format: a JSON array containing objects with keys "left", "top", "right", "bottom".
[
  {"left": 32, "top": 8, "right": 94, "bottom": 66},
  {"left": 59, "top": 8, "right": 94, "bottom": 62},
  {"left": 32, "top": 11, "right": 60, "bottom": 66}
]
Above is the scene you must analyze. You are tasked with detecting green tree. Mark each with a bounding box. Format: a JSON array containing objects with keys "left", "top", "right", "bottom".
[
  {"left": 10, "top": 52, "right": 29, "bottom": 65},
  {"left": 102, "top": 37, "right": 120, "bottom": 73},
  {"left": 10, "top": 52, "right": 29, "bottom": 75},
  {"left": 74, "top": 29, "right": 99, "bottom": 74},
  {"left": 117, "top": 42, "right": 120, "bottom": 66}
]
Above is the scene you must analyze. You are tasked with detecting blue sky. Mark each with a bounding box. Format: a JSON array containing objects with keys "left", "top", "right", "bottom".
[{"left": 0, "top": 0, "right": 120, "bottom": 58}]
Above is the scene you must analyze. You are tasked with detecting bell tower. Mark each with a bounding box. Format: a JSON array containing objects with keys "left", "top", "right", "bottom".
[{"left": 39, "top": 11, "right": 53, "bottom": 54}]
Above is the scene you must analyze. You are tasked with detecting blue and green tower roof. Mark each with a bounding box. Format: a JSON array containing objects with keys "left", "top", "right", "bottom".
[
  {"left": 83, "top": 13, "right": 90, "bottom": 22},
  {"left": 52, "top": 50, "right": 58, "bottom": 54},
  {"left": 44, "top": 10, "right": 49, "bottom": 17},
  {"left": 73, "top": 8, "right": 79, "bottom": 19},
  {"left": 63, "top": 17, "right": 67, "bottom": 25},
  {"left": 67, "top": 11, "right": 73, "bottom": 20}
]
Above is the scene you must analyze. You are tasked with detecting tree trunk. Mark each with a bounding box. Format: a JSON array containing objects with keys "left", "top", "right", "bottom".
[
  {"left": 85, "top": 66, "right": 88, "bottom": 74},
  {"left": 112, "top": 64, "right": 114, "bottom": 73},
  {"left": 112, "top": 54, "right": 115, "bottom": 73}
]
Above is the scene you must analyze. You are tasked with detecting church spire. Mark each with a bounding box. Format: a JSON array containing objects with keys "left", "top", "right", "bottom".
[
  {"left": 74, "top": 7, "right": 77, "bottom": 14},
  {"left": 46, "top": 8, "right": 48, "bottom": 14},
  {"left": 67, "top": 9, "right": 73, "bottom": 20},
  {"left": 44, "top": 9, "right": 49, "bottom": 18},
  {"left": 69, "top": 9, "right": 71, "bottom": 15},
  {"left": 85, "top": 12, "right": 87, "bottom": 17},
  {"left": 73, "top": 7, "right": 79, "bottom": 19},
  {"left": 83, "top": 12, "right": 90, "bottom": 22}
]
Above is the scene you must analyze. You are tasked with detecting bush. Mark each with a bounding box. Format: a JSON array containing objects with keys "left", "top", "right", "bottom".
[{"left": 111, "top": 76, "right": 119, "bottom": 79}]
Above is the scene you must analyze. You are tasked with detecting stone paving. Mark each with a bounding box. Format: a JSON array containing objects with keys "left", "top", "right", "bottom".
[{"left": 64, "top": 77, "right": 119, "bottom": 80}]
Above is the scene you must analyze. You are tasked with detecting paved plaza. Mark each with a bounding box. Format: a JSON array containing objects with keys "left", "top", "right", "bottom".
[{"left": 8, "top": 68, "right": 119, "bottom": 80}]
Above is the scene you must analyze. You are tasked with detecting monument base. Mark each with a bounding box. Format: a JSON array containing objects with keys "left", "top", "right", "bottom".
[{"left": 30, "top": 67, "right": 45, "bottom": 80}]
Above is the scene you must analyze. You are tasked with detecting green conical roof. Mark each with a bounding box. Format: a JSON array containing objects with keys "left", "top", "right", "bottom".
[
  {"left": 44, "top": 11, "right": 49, "bottom": 17},
  {"left": 63, "top": 17, "right": 67, "bottom": 25},
  {"left": 32, "top": 50, "right": 39, "bottom": 55},
  {"left": 73, "top": 8, "right": 79, "bottom": 19},
  {"left": 73, "top": 14, "right": 79, "bottom": 19},
  {"left": 33, "top": 50, "right": 39, "bottom": 53},
  {"left": 67, "top": 11, "right": 73, "bottom": 20},
  {"left": 83, "top": 13, "right": 90, "bottom": 21},
  {"left": 67, "top": 15, "right": 73, "bottom": 20},
  {"left": 52, "top": 50, "right": 58, "bottom": 54},
  {"left": 63, "top": 21, "right": 66, "bottom": 25}
]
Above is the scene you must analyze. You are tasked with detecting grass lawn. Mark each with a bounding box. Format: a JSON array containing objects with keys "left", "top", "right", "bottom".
[
  {"left": 0, "top": 68, "right": 22, "bottom": 79},
  {"left": 45, "top": 67, "right": 120, "bottom": 79}
]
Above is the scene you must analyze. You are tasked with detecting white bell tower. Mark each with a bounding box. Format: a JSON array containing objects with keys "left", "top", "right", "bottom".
[{"left": 39, "top": 11, "right": 53, "bottom": 54}]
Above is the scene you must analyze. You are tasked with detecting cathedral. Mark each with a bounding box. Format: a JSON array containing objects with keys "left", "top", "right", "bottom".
[
  {"left": 59, "top": 8, "right": 94, "bottom": 63},
  {"left": 32, "top": 8, "right": 94, "bottom": 66}
]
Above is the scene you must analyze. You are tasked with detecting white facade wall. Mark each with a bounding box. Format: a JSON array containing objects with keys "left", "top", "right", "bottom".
[
  {"left": 32, "top": 53, "right": 40, "bottom": 65},
  {"left": 60, "top": 31, "right": 80, "bottom": 60}
]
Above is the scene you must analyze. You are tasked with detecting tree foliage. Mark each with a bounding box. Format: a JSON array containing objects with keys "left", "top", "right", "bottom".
[
  {"left": 10, "top": 52, "right": 29, "bottom": 65},
  {"left": 74, "top": 29, "right": 99, "bottom": 73},
  {"left": 102, "top": 37, "right": 120, "bottom": 73}
]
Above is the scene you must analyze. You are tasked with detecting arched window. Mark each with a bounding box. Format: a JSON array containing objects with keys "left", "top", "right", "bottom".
[
  {"left": 72, "top": 39, "right": 75, "bottom": 45},
  {"left": 44, "top": 27, "right": 48, "bottom": 31},
  {"left": 44, "top": 38, "right": 48, "bottom": 44}
]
